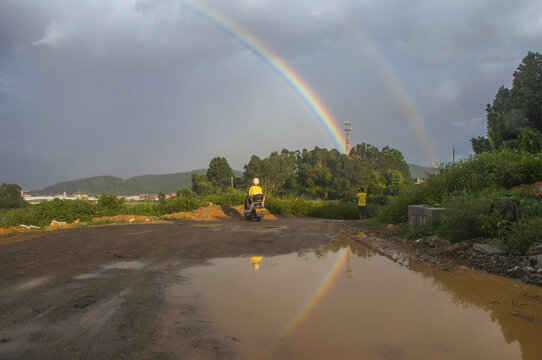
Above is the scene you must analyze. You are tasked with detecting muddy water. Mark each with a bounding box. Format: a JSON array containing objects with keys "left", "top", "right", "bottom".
[{"left": 174, "top": 240, "right": 542, "bottom": 360}]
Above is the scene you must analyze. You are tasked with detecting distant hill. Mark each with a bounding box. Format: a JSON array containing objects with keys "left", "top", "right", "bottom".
[
  {"left": 127, "top": 169, "right": 208, "bottom": 194},
  {"left": 34, "top": 169, "right": 243, "bottom": 196},
  {"left": 408, "top": 164, "right": 436, "bottom": 179}
]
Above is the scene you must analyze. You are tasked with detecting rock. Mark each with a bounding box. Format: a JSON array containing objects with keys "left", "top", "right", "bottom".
[
  {"left": 145, "top": 218, "right": 150, "bottom": 222},
  {"left": 537, "top": 268, "right": 542, "bottom": 274},
  {"left": 528, "top": 254, "right": 542, "bottom": 268},
  {"left": 507, "top": 265, "right": 521, "bottom": 273},
  {"left": 526, "top": 266, "right": 535, "bottom": 272},
  {"left": 444, "top": 242, "right": 470, "bottom": 255},
  {"left": 50, "top": 220, "right": 67, "bottom": 227},
  {"left": 473, "top": 243, "right": 502, "bottom": 255},
  {"left": 423, "top": 236, "right": 450, "bottom": 247},
  {"left": 128, "top": 218, "right": 136, "bottom": 223},
  {"left": 528, "top": 243, "right": 542, "bottom": 256}
]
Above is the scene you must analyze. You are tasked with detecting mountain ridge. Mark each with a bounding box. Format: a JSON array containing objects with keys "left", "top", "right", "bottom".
[{"left": 33, "top": 169, "right": 242, "bottom": 196}]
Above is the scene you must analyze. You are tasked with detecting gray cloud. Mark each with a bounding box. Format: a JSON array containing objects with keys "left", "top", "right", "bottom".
[{"left": 1, "top": 0, "right": 542, "bottom": 189}]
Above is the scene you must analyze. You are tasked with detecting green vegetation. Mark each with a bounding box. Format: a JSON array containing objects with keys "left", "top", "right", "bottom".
[
  {"left": 207, "top": 157, "right": 234, "bottom": 188},
  {"left": 1, "top": 188, "right": 247, "bottom": 227},
  {"left": 242, "top": 145, "right": 410, "bottom": 198},
  {"left": 0, "top": 183, "right": 27, "bottom": 209},
  {"left": 378, "top": 150, "right": 542, "bottom": 252},
  {"left": 266, "top": 195, "right": 388, "bottom": 220}
]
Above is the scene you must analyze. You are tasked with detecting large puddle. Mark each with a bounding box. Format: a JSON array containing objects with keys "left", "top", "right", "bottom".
[{"left": 174, "top": 240, "right": 542, "bottom": 359}]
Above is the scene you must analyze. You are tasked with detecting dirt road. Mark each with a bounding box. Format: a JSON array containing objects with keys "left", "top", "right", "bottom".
[{"left": 0, "top": 218, "right": 357, "bottom": 359}]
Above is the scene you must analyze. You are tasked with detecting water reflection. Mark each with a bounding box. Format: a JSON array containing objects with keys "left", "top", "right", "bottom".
[
  {"left": 175, "top": 241, "right": 542, "bottom": 359},
  {"left": 409, "top": 261, "right": 542, "bottom": 360},
  {"left": 250, "top": 256, "right": 263, "bottom": 271}
]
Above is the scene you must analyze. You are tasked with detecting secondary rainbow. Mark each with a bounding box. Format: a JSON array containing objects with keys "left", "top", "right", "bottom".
[
  {"left": 345, "top": 22, "right": 439, "bottom": 164},
  {"left": 180, "top": 0, "right": 347, "bottom": 153}
]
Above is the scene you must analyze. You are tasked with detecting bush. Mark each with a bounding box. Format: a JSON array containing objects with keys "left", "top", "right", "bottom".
[
  {"left": 4, "top": 198, "right": 97, "bottom": 227},
  {"left": 378, "top": 150, "right": 542, "bottom": 224},
  {"left": 504, "top": 217, "right": 542, "bottom": 253},
  {"left": 438, "top": 189, "right": 513, "bottom": 242},
  {"left": 97, "top": 194, "right": 125, "bottom": 216},
  {"left": 265, "top": 196, "right": 358, "bottom": 219}
]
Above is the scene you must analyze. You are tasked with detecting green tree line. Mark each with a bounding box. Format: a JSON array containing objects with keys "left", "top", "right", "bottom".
[{"left": 240, "top": 145, "right": 410, "bottom": 199}]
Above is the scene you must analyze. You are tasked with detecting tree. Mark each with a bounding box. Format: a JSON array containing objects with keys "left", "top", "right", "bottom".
[
  {"left": 191, "top": 173, "right": 215, "bottom": 195},
  {"left": 473, "top": 51, "right": 542, "bottom": 153},
  {"left": 0, "top": 183, "right": 27, "bottom": 208},
  {"left": 471, "top": 136, "right": 491, "bottom": 154},
  {"left": 97, "top": 193, "right": 124, "bottom": 215},
  {"left": 158, "top": 191, "right": 166, "bottom": 204},
  {"left": 243, "top": 155, "right": 263, "bottom": 185},
  {"left": 511, "top": 51, "right": 542, "bottom": 131},
  {"left": 206, "top": 157, "right": 233, "bottom": 188}
]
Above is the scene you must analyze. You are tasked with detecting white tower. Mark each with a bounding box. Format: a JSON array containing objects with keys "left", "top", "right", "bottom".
[{"left": 344, "top": 121, "right": 352, "bottom": 154}]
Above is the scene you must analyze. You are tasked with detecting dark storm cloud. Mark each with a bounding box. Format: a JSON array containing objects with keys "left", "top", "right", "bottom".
[{"left": 1, "top": 0, "right": 542, "bottom": 189}]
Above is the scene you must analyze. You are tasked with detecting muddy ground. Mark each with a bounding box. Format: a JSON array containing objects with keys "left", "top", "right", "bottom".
[{"left": 0, "top": 217, "right": 359, "bottom": 359}]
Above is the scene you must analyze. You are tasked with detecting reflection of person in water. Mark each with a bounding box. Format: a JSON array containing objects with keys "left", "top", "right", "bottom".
[{"left": 250, "top": 256, "right": 263, "bottom": 270}]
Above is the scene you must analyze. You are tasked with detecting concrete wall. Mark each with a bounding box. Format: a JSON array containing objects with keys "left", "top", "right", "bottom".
[{"left": 408, "top": 205, "right": 448, "bottom": 228}]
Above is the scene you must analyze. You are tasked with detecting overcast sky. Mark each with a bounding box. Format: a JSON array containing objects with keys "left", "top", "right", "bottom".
[{"left": 1, "top": 0, "right": 542, "bottom": 190}]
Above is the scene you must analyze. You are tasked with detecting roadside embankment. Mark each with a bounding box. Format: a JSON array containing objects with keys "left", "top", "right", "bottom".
[{"left": 363, "top": 224, "right": 542, "bottom": 287}]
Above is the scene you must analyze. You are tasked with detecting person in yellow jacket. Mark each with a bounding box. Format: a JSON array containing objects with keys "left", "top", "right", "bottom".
[
  {"left": 246, "top": 178, "right": 265, "bottom": 207},
  {"left": 356, "top": 187, "right": 367, "bottom": 220}
]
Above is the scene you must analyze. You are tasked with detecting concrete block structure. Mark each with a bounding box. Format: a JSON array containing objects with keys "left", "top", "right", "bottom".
[{"left": 408, "top": 205, "right": 448, "bottom": 228}]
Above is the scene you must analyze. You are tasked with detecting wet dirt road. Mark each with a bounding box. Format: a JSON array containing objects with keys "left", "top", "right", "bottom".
[
  {"left": 1, "top": 218, "right": 541, "bottom": 359},
  {"left": 0, "top": 218, "right": 355, "bottom": 359}
]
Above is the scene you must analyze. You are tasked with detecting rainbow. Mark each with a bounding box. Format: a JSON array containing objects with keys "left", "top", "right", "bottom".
[
  {"left": 180, "top": 0, "right": 347, "bottom": 153},
  {"left": 344, "top": 22, "right": 439, "bottom": 164}
]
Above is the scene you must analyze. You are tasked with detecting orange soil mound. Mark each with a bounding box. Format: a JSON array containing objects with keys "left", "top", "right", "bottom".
[
  {"left": 164, "top": 204, "right": 277, "bottom": 221},
  {"left": 0, "top": 226, "right": 24, "bottom": 235}
]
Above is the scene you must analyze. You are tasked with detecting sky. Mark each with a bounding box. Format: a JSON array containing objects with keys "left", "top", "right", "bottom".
[{"left": 1, "top": 0, "right": 542, "bottom": 190}]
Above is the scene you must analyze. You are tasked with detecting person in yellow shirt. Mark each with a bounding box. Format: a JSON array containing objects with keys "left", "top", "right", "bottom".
[
  {"left": 356, "top": 187, "right": 367, "bottom": 220},
  {"left": 245, "top": 178, "right": 265, "bottom": 208}
]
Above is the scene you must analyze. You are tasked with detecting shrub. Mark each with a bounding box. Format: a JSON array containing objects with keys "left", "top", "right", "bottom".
[
  {"left": 377, "top": 150, "right": 542, "bottom": 224},
  {"left": 438, "top": 190, "right": 513, "bottom": 242},
  {"left": 265, "top": 196, "right": 358, "bottom": 219},
  {"left": 504, "top": 217, "right": 542, "bottom": 253},
  {"left": 4, "top": 198, "right": 97, "bottom": 227},
  {"left": 97, "top": 194, "right": 125, "bottom": 216}
]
